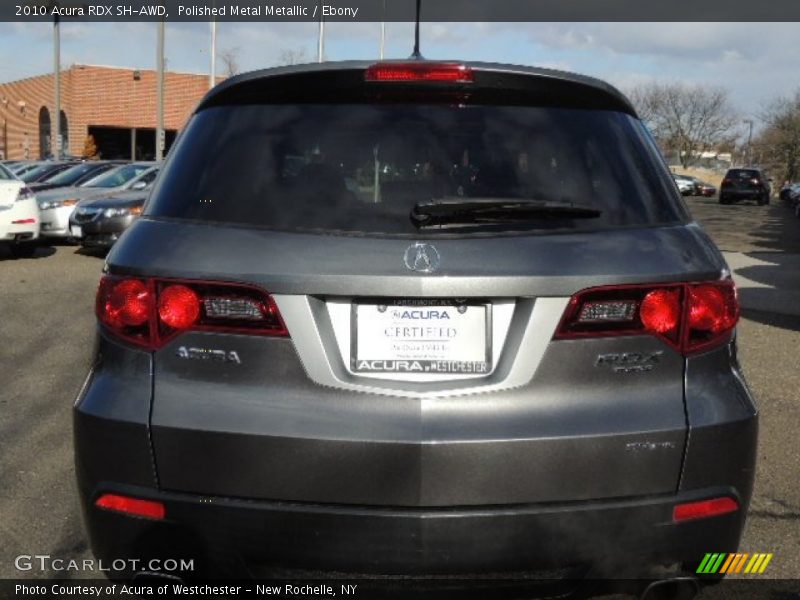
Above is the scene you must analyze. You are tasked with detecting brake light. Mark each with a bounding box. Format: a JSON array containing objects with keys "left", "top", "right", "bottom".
[
  {"left": 365, "top": 62, "right": 474, "bottom": 83},
  {"left": 95, "top": 493, "right": 165, "bottom": 520},
  {"left": 673, "top": 497, "right": 739, "bottom": 522},
  {"left": 640, "top": 289, "right": 680, "bottom": 334},
  {"left": 16, "top": 186, "right": 34, "bottom": 201},
  {"left": 96, "top": 276, "right": 288, "bottom": 349},
  {"left": 158, "top": 284, "right": 200, "bottom": 330},
  {"left": 555, "top": 280, "right": 739, "bottom": 355},
  {"left": 11, "top": 218, "right": 37, "bottom": 224}
]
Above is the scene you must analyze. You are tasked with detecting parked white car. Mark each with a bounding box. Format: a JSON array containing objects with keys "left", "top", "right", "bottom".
[{"left": 0, "top": 163, "right": 40, "bottom": 257}]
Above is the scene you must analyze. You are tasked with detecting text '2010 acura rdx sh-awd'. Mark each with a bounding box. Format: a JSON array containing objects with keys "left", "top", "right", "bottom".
[{"left": 74, "top": 61, "right": 757, "bottom": 595}]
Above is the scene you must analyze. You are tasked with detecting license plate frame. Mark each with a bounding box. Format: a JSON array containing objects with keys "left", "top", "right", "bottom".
[{"left": 351, "top": 299, "right": 492, "bottom": 375}]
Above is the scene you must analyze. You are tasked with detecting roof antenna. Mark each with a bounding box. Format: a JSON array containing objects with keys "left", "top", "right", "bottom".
[{"left": 410, "top": 0, "right": 423, "bottom": 59}]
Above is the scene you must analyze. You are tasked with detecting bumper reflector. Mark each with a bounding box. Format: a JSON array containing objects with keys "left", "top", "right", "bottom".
[
  {"left": 95, "top": 493, "right": 166, "bottom": 520},
  {"left": 673, "top": 497, "right": 739, "bottom": 522}
]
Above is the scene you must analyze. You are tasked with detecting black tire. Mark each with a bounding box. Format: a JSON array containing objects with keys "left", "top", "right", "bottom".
[
  {"left": 719, "top": 196, "right": 730, "bottom": 205},
  {"left": 9, "top": 244, "right": 37, "bottom": 258}
]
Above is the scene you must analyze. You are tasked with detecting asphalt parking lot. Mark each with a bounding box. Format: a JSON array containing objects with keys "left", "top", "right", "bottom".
[{"left": 1, "top": 198, "right": 799, "bottom": 594}]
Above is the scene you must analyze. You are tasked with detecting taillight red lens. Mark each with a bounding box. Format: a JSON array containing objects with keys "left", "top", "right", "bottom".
[
  {"left": 673, "top": 497, "right": 739, "bottom": 522},
  {"left": 365, "top": 62, "right": 474, "bottom": 83},
  {"left": 686, "top": 281, "right": 738, "bottom": 352},
  {"left": 555, "top": 280, "right": 738, "bottom": 355},
  {"left": 96, "top": 276, "right": 288, "bottom": 349},
  {"left": 158, "top": 284, "right": 200, "bottom": 330},
  {"left": 640, "top": 289, "right": 680, "bottom": 334},
  {"left": 95, "top": 493, "right": 165, "bottom": 520},
  {"left": 103, "top": 278, "right": 151, "bottom": 327}
]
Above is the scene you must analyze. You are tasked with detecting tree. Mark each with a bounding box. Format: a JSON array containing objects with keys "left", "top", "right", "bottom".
[
  {"left": 219, "top": 47, "right": 241, "bottom": 77},
  {"left": 276, "top": 48, "right": 308, "bottom": 66},
  {"left": 628, "top": 82, "right": 738, "bottom": 168},
  {"left": 82, "top": 134, "right": 99, "bottom": 160},
  {"left": 756, "top": 92, "right": 800, "bottom": 182}
]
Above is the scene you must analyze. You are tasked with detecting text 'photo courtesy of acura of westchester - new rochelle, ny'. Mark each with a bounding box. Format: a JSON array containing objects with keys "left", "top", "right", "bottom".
[{"left": 73, "top": 59, "right": 757, "bottom": 598}]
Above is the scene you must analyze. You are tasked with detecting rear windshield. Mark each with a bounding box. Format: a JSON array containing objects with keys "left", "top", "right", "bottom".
[
  {"left": 46, "top": 163, "right": 106, "bottom": 186},
  {"left": 727, "top": 169, "right": 760, "bottom": 179},
  {"left": 147, "top": 104, "right": 685, "bottom": 236},
  {"left": 84, "top": 164, "right": 151, "bottom": 189}
]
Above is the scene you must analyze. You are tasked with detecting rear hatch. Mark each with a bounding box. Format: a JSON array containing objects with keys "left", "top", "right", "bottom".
[
  {"left": 722, "top": 168, "right": 764, "bottom": 192},
  {"left": 109, "top": 62, "right": 726, "bottom": 507}
]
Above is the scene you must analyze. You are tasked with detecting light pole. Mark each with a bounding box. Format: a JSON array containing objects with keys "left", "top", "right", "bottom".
[
  {"left": 743, "top": 119, "right": 754, "bottom": 167},
  {"left": 210, "top": 1, "right": 217, "bottom": 89},
  {"left": 379, "top": 0, "right": 386, "bottom": 59},
  {"left": 53, "top": 11, "right": 60, "bottom": 160},
  {"left": 317, "top": 1, "right": 325, "bottom": 63},
  {"left": 156, "top": 20, "right": 165, "bottom": 162}
]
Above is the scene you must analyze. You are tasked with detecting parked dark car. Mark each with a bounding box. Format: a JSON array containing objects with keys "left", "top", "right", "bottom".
[
  {"left": 779, "top": 182, "right": 800, "bottom": 204},
  {"left": 74, "top": 61, "right": 757, "bottom": 595},
  {"left": 30, "top": 161, "right": 121, "bottom": 193},
  {"left": 18, "top": 161, "right": 77, "bottom": 184},
  {"left": 69, "top": 185, "right": 150, "bottom": 249},
  {"left": 719, "top": 168, "right": 771, "bottom": 205}
]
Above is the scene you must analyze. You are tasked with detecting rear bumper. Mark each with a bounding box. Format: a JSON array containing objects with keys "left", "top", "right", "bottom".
[
  {"left": 79, "top": 483, "right": 746, "bottom": 578},
  {"left": 720, "top": 188, "right": 767, "bottom": 200}
]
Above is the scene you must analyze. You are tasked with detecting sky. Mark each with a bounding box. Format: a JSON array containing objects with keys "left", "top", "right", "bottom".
[{"left": 0, "top": 21, "right": 797, "bottom": 132}]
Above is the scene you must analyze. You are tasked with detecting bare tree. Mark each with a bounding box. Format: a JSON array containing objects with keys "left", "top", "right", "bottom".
[
  {"left": 756, "top": 92, "right": 800, "bottom": 182},
  {"left": 276, "top": 48, "right": 308, "bottom": 66},
  {"left": 628, "top": 82, "right": 738, "bottom": 168},
  {"left": 219, "top": 47, "right": 241, "bottom": 77}
]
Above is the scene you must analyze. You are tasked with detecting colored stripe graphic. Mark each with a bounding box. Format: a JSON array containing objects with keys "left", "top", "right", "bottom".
[
  {"left": 700, "top": 553, "right": 772, "bottom": 575},
  {"left": 758, "top": 554, "right": 773, "bottom": 573},
  {"left": 719, "top": 554, "right": 736, "bottom": 574},
  {"left": 734, "top": 553, "right": 750, "bottom": 573}
]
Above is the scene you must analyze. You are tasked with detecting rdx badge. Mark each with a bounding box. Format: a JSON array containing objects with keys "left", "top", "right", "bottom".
[
  {"left": 595, "top": 351, "right": 663, "bottom": 373},
  {"left": 177, "top": 346, "right": 242, "bottom": 364}
]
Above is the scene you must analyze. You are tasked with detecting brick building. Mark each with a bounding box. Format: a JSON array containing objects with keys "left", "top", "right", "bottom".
[{"left": 0, "top": 64, "right": 221, "bottom": 160}]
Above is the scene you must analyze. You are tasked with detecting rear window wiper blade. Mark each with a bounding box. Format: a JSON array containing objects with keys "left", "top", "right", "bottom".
[{"left": 411, "top": 197, "right": 602, "bottom": 228}]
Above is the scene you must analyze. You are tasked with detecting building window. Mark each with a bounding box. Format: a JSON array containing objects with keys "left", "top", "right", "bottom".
[
  {"left": 60, "top": 110, "right": 68, "bottom": 154},
  {"left": 39, "top": 106, "right": 51, "bottom": 158}
]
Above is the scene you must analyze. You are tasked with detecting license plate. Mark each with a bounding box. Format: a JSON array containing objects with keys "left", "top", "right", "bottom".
[
  {"left": 70, "top": 225, "right": 82, "bottom": 238},
  {"left": 353, "top": 300, "right": 491, "bottom": 374}
]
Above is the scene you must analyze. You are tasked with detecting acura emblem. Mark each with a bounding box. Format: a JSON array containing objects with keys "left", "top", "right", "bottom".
[{"left": 404, "top": 243, "right": 440, "bottom": 273}]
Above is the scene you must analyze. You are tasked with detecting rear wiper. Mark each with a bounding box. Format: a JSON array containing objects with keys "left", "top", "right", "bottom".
[{"left": 411, "top": 197, "right": 602, "bottom": 229}]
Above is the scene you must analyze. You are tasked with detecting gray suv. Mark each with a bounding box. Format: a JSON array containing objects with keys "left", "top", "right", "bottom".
[{"left": 74, "top": 61, "right": 757, "bottom": 594}]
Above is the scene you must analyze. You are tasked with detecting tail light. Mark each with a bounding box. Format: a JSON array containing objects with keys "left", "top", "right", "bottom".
[
  {"left": 673, "top": 496, "right": 739, "bottom": 522},
  {"left": 96, "top": 276, "right": 288, "bottom": 349},
  {"left": 555, "top": 280, "right": 739, "bottom": 355},
  {"left": 16, "top": 186, "right": 34, "bottom": 201},
  {"left": 95, "top": 493, "right": 165, "bottom": 520},
  {"left": 365, "top": 62, "right": 474, "bottom": 83}
]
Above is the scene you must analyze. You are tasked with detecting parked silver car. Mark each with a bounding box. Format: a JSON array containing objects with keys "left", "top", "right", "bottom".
[{"left": 38, "top": 163, "right": 157, "bottom": 239}]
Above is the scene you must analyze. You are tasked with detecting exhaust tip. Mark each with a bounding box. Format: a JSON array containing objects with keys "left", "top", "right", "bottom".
[{"left": 640, "top": 577, "right": 699, "bottom": 600}]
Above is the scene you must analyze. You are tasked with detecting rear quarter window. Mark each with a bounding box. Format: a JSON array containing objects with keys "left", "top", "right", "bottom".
[{"left": 147, "top": 103, "right": 686, "bottom": 237}]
